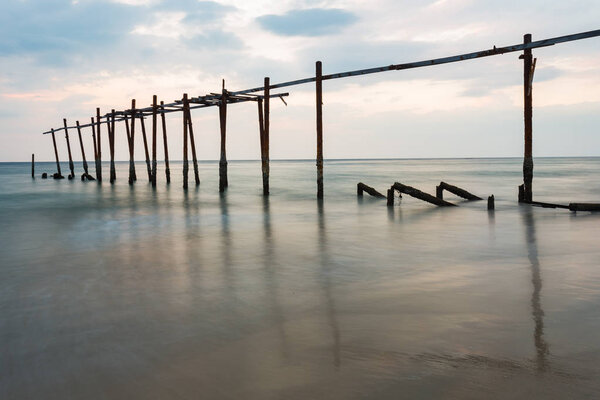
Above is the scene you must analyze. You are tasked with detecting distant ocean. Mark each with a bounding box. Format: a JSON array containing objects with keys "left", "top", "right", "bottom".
[{"left": 1, "top": 158, "right": 600, "bottom": 399}]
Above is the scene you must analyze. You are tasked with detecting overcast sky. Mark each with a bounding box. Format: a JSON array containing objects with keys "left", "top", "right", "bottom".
[{"left": 1, "top": 0, "right": 599, "bottom": 162}]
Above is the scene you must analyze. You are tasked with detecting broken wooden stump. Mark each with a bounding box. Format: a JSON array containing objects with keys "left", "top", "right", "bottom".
[
  {"left": 31, "top": 154, "right": 34, "bottom": 179},
  {"left": 488, "top": 195, "right": 495, "bottom": 210},
  {"left": 436, "top": 181, "right": 482, "bottom": 201},
  {"left": 387, "top": 187, "right": 394, "bottom": 206},
  {"left": 357, "top": 182, "right": 386, "bottom": 198},
  {"left": 392, "top": 182, "right": 456, "bottom": 207},
  {"left": 41, "top": 172, "right": 48, "bottom": 179}
]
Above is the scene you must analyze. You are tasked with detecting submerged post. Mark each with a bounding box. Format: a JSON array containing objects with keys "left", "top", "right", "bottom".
[
  {"left": 140, "top": 113, "right": 152, "bottom": 182},
  {"left": 521, "top": 33, "right": 534, "bottom": 203},
  {"left": 260, "top": 77, "right": 270, "bottom": 195},
  {"left": 184, "top": 94, "right": 200, "bottom": 185},
  {"left": 151, "top": 95, "right": 157, "bottom": 187},
  {"left": 63, "top": 119, "right": 75, "bottom": 179},
  {"left": 76, "top": 121, "right": 90, "bottom": 179},
  {"left": 51, "top": 128, "right": 63, "bottom": 178},
  {"left": 160, "top": 101, "right": 170, "bottom": 183},
  {"left": 316, "top": 61, "right": 324, "bottom": 199},
  {"left": 182, "top": 93, "right": 189, "bottom": 190},
  {"left": 31, "top": 154, "right": 34, "bottom": 179},
  {"left": 219, "top": 80, "right": 228, "bottom": 192},
  {"left": 109, "top": 110, "right": 116, "bottom": 183},
  {"left": 96, "top": 108, "right": 102, "bottom": 182}
]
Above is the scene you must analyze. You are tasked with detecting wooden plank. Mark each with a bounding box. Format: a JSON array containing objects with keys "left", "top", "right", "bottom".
[
  {"left": 357, "top": 182, "right": 386, "bottom": 198},
  {"left": 392, "top": 182, "right": 456, "bottom": 207},
  {"left": 436, "top": 181, "right": 482, "bottom": 201}
]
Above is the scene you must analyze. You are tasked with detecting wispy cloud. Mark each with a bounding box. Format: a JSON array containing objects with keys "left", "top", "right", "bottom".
[{"left": 257, "top": 8, "right": 357, "bottom": 37}]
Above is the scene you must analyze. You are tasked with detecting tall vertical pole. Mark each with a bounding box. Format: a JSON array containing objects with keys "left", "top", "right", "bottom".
[
  {"left": 184, "top": 95, "right": 200, "bottom": 185},
  {"left": 316, "top": 61, "right": 324, "bottom": 199},
  {"left": 31, "top": 154, "right": 35, "bottom": 179},
  {"left": 160, "top": 101, "right": 170, "bottom": 184},
  {"left": 140, "top": 113, "right": 152, "bottom": 182},
  {"left": 76, "top": 121, "right": 89, "bottom": 177},
  {"left": 128, "top": 99, "right": 137, "bottom": 184},
  {"left": 91, "top": 117, "right": 99, "bottom": 179},
  {"left": 182, "top": 93, "right": 189, "bottom": 190},
  {"left": 262, "top": 77, "right": 270, "bottom": 195},
  {"left": 151, "top": 95, "right": 158, "bottom": 187},
  {"left": 109, "top": 110, "right": 116, "bottom": 183},
  {"left": 219, "top": 80, "right": 228, "bottom": 192},
  {"left": 63, "top": 119, "right": 75, "bottom": 179},
  {"left": 96, "top": 108, "right": 103, "bottom": 182},
  {"left": 51, "top": 128, "right": 63, "bottom": 178},
  {"left": 522, "top": 33, "right": 534, "bottom": 203}
]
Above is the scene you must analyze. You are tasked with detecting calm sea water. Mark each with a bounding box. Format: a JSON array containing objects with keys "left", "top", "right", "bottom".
[{"left": 1, "top": 158, "right": 600, "bottom": 399}]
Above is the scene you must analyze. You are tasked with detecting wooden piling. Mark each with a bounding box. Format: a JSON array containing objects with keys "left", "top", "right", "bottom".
[
  {"left": 76, "top": 121, "right": 89, "bottom": 177},
  {"left": 151, "top": 96, "right": 157, "bottom": 187},
  {"left": 140, "top": 113, "right": 152, "bottom": 182},
  {"left": 316, "top": 61, "right": 324, "bottom": 199},
  {"left": 91, "top": 117, "right": 99, "bottom": 179},
  {"left": 160, "top": 101, "right": 170, "bottom": 183},
  {"left": 96, "top": 108, "right": 102, "bottom": 182},
  {"left": 522, "top": 33, "right": 534, "bottom": 203},
  {"left": 183, "top": 94, "right": 200, "bottom": 185},
  {"left": 392, "top": 182, "right": 456, "bottom": 207},
  {"left": 219, "top": 81, "right": 228, "bottom": 192},
  {"left": 127, "top": 100, "right": 137, "bottom": 184},
  {"left": 182, "top": 93, "right": 189, "bottom": 190},
  {"left": 387, "top": 187, "right": 394, "bottom": 207},
  {"left": 63, "top": 119, "right": 75, "bottom": 179},
  {"left": 261, "top": 77, "right": 270, "bottom": 195},
  {"left": 109, "top": 110, "right": 116, "bottom": 183},
  {"left": 51, "top": 128, "right": 63, "bottom": 178},
  {"left": 31, "top": 154, "right": 34, "bottom": 179},
  {"left": 488, "top": 195, "right": 495, "bottom": 210}
]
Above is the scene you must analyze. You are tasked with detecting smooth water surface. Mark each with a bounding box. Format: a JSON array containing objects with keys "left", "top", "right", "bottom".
[{"left": 1, "top": 158, "right": 600, "bottom": 399}]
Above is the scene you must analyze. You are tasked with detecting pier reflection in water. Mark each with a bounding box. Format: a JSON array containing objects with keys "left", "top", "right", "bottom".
[{"left": 1, "top": 158, "right": 600, "bottom": 399}]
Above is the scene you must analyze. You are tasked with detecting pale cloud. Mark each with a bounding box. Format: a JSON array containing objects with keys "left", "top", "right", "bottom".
[{"left": 1, "top": 0, "right": 599, "bottom": 161}]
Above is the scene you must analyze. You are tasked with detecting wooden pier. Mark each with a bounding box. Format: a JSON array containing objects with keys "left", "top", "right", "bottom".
[{"left": 39, "top": 29, "right": 600, "bottom": 207}]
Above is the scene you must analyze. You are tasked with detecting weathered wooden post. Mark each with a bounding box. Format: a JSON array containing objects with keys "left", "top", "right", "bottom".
[
  {"left": 109, "top": 110, "right": 116, "bottom": 183},
  {"left": 51, "top": 128, "right": 63, "bottom": 179},
  {"left": 76, "top": 121, "right": 90, "bottom": 179},
  {"left": 96, "top": 108, "right": 102, "bottom": 182},
  {"left": 182, "top": 93, "right": 189, "bottom": 190},
  {"left": 63, "top": 119, "right": 75, "bottom": 179},
  {"left": 183, "top": 94, "right": 200, "bottom": 185},
  {"left": 387, "top": 187, "right": 394, "bottom": 207},
  {"left": 488, "top": 195, "right": 495, "bottom": 210},
  {"left": 316, "top": 61, "right": 324, "bottom": 199},
  {"left": 520, "top": 33, "right": 535, "bottom": 203},
  {"left": 219, "top": 80, "right": 228, "bottom": 192},
  {"left": 31, "top": 154, "right": 34, "bottom": 179},
  {"left": 140, "top": 113, "right": 152, "bottom": 182},
  {"left": 160, "top": 101, "right": 170, "bottom": 183},
  {"left": 91, "top": 117, "right": 99, "bottom": 178},
  {"left": 151, "top": 96, "right": 157, "bottom": 187},
  {"left": 436, "top": 184, "right": 443, "bottom": 199},
  {"left": 260, "top": 77, "right": 270, "bottom": 195},
  {"left": 127, "top": 100, "right": 137, "bottom": 184}
]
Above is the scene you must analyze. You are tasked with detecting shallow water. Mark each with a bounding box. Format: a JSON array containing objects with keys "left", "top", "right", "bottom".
[{"left": 1, "top": 158, "right": 600, "bottom": 399}]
